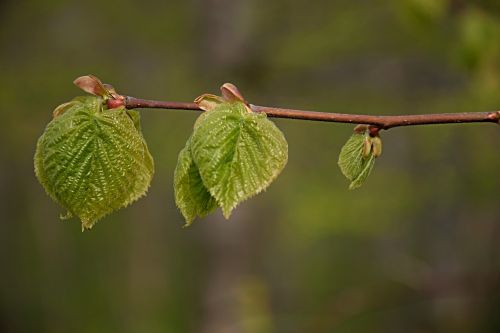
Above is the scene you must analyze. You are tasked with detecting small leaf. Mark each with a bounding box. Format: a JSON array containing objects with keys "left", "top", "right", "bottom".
[
  {"left": 34, "top": 96, "right": 154, "bottom": 230},
  {"left": 190, "top": 101, "right": 288, "bottom": 218},
  {"left": 174, "top": 138, "right": 217, "bottom": 226},
  {"left": 338, "top": 132, "right": 376, "bottom": 190}
]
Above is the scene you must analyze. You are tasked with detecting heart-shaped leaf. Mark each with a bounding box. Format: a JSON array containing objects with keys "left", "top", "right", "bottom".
[
  {"left": 190, "top": 102, "right": 288, "bottom": 218},
  {"left": 174, "top": 137, "right": 217, "bottom": 226},
  {"left": 34, "top": 96, "right": 154, "bottom": 230}
]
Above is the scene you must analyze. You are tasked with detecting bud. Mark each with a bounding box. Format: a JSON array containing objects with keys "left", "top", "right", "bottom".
[
  {"left": 194, "top": 94, "right": 225, "bottom": 111},
  {"left": 362, "top": 135, "right": 372, "bottom": 158},
  {"left": 73, "top": 75, "right": 110, "bottom": 97},
  {"left": 106, "top": 98, "right": 125, "bottom": 109},
  {"left": 220, "top": 83, "right": 246, "bottom": 102},
  {"left": 220, "top": 83, "right": 252, "bottom": 113},
  {"left": 372, "top": 136, "right": 383, "bottom": 157}
]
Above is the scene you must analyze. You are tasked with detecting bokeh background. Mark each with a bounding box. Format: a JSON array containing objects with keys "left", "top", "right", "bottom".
[{"left": 1, "top": 0, "right": 499, "bottom": 332}]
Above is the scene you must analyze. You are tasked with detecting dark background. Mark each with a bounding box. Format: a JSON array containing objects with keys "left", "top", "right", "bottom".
[{"left": 1, "top": 0, "right": 499, "bottom": 332}]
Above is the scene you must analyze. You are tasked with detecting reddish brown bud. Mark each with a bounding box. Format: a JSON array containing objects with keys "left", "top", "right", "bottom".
[
  {"left": 107, "top": 99, "right": 125, "bottom": 109},
  {"left": 368, "top": 126, "right": 380, "bottom": 137},
  {"left": 221, "top": 83, "right": 245, "bottom": 102},
  {"left": 220, "top": 83, "right": 252, "bottom": 113}
]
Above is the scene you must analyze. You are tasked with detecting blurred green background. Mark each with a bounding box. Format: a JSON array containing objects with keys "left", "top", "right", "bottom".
[{"left": 1, "top": 0, "right": 499, "bottom": 332}]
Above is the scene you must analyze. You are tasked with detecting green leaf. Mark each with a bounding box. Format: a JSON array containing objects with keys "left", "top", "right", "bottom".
[
  {"left": 190, "top": 102, "right": 288, "bottom": 218},
  {"left": 34, "top": 96, "right": 154, "bottom": 230},
  {"left": 338, "top": 132, "right": 376, "bottom": 190},
  {"left": 174, "top": 138, "right": 217, "bottom": 226}
]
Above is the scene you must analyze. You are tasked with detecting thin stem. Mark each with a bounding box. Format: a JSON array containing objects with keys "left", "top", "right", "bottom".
[{"left": 124, "top": 96, "right": 500, "bottom": 130}]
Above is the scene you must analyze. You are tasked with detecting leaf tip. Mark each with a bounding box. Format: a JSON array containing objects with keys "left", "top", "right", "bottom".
[
  {"left": 180, "top": 212, "right": 195, "bottom": 227},
  {"left": 80, "top": 217, "right": 97, "bottom": 231},
  {"left": 222, "top": 207, "right": 233, "bottom": 220},
  {"left": 348, "top": 182, "right": 361, "bottom": 190}
]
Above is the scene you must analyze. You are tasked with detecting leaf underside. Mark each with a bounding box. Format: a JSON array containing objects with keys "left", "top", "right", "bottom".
[
  {"left": 34, "top": 96, "right": 154, "bottom": 230},
  {"left": 174, "top": 138, "right": 217, "bottom": 226},
  {"left": 189, "top": 102, "right": 288, "bottom": 219},
  {"left": 338, "top": 133, "right": 375, "bottom": 190}
]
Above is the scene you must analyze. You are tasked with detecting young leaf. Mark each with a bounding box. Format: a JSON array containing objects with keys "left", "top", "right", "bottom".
[
  {"left": 190, "top": 102, "right": 288, "bottom": 218},
  {"left": 174, "top": 138, "right": 217, "bottom": 226},
  {"left": 34, "top": 96, "right": 154, "bottom": 230},
  {"left": 338, "top": 132, "right": 377, "bottom": 190}
]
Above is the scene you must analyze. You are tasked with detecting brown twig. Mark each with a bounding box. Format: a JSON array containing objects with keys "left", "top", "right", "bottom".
[{"left": 124, "top": 96, "right": 500, "bottom": 130}]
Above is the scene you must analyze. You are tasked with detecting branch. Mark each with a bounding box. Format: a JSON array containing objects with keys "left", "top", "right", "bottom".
[
  {"left": 124, "top": 96, "right": 499, "bottom": 130},
  {"left": 72, "top": 76, "right": 499, "bottom": 130}
]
